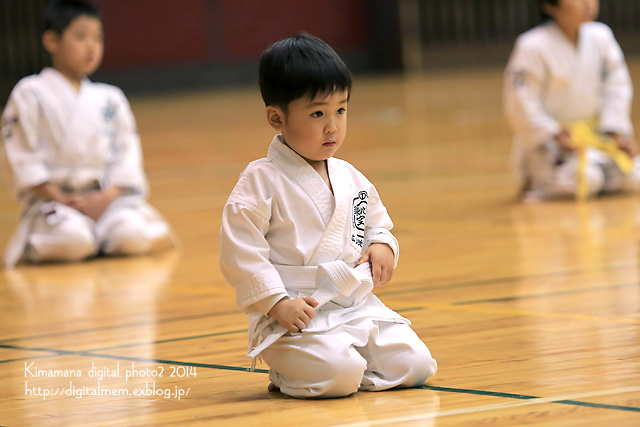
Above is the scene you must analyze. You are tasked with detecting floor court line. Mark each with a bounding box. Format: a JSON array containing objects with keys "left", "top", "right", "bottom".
[
  {"left": 4, "top": 344, "right": 639, "bottom": 414},
  {"left": 2, "top": 299, "right": 632, "bottom": 366},
  {"left": 0, "top": 306, "right": 424, "bottom": 358},
  {"left": 3, "top": 263, "right": 634, "bottom": 345},
  {"left": 453, "top": 282, "right": 639, "bottom": 306},
  {"left": 88, "top": 329, "right": 248, "bottom": 352},
  {"left": 0, "top": 306, "right": 422, "bottom": 350},
  {"left": 333, "top": 386, "right": 640, "bottom": 426},
  {"left": 0, "top": 309, "right": 243, "bottom": 344},
  {"left": 378, "top": 263, "right": 636, "bottom": 297},
  {"left": 0, "top": 343, "right": 270, "bottom": 373},
  {"left": 421, "top": 303, "right": 640, "bottom": 325},
  {"left": 0, "top": 354, "right": 61, "bottom": 364},
  {"left": 422, "top": 385, "right": 537, "bottom": 400},
  {"left": 3, "top": 297, "right": 631, "bottom": 361},
  {"left": 86, "top": 300, "right": 634, "bottom": 355},
  {"left": 84, "top": 307, "right": 424, "bottom": 352},
  {"left": 423, "top": 385, "right": 640, "bottom": 412},
  {"left": 80, "top": 353, "right": 271, "bottom": 374}
]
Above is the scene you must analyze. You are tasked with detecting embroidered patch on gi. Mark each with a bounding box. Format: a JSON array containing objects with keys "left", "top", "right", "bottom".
[
  {"left": 512, "top": 70, "right": 527, "bottom": 87},
  {"left": 351, "top": 190, "right": 368, "bottom": 250},
  {"left": 1, "top": 116, "right": 18, "bottom": 140},
  {"left": 102, "top": 100, "right": 117, "bottom": 122},
  {"left": 600, "top": 62, "right": 609, "bottom": 82}
]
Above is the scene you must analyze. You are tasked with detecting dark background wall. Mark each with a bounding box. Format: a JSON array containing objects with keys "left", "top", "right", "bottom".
[
  {"left": 2, "top": 0, "right": 640, "bottom": 106},
  {"left": 89, "top": 0, "right": 401, "bottom": 94},
  {"left": 414, "top": 0, "right": 640, "bottom": 67},
  {"left": 0, "top": 0, "right": 401, "bottom": 104}
]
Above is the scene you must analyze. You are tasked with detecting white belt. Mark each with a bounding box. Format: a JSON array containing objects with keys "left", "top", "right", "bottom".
[
  {"left": 247, "top": 260, "right": 373, "bottom": 362},
  {"left": 274, "top": 261, "right": 373, "bottom": 304}
]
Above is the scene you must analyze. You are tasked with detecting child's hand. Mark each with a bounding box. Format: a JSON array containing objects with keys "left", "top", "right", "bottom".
[
  {"left": 268, "top": 297, "right": 318, "bottom": 333},
  {"left": 554, "top": 129, "right": 576, "bottom": 152},
  {"left": 72, "top": 192, "right": 110, "bottom": 221},
  {"left": 356, "top": 243, "right": 394, "bottom": 287},
  {"left": 72, "top": 187, "right": 122, "bottom": 221},
  {"left": 31, "top": 182, "right": 75, "bottom": 205},
  {"left": 72, "top": 191, "right": 112, "bottom": 221},
  {"left": 612, "top": 133, "right": 639, "bottom": 157}
]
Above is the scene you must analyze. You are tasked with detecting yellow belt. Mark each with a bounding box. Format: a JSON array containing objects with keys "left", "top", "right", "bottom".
[{"left": 569, "top": 121, "right": 632, "bottom": 201}]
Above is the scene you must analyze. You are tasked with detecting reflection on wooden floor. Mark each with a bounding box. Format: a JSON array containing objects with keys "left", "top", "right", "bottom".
[{"left": 1, "top": 58, "right": 640, "bottom": 426}]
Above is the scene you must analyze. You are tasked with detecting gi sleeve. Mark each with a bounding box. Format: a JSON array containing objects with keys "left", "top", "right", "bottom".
[
  {"left": 598, "top": 26, "right": 633, "bottom": 136},
  {"left": 504, "top": 37, "right": 561, "bottom": 149},
  {"left": 363, "top": 184, "right": 399, "bottom": 268},
  {"left": 104, "top": 88, "right": 148, "bottom": 194},
  {"left": 219, "top": 165, "right": 288, "bottom": 314},
  {"left": 1, "top": 81, "right": 51, "bottom": 195}
]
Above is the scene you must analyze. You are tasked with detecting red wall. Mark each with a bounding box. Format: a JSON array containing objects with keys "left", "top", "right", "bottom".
[
  {"left": 94, "top": 0, "right": 368, "bottom": 70},
  {"left": 95, "top": 0, "right": 211, "bottom": 68},
  {"left": 218, "top": 0, "right": 368, "bottom": 60}
]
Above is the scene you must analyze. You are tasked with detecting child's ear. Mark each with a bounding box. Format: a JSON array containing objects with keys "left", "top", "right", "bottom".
[
  {"left": 42, "top": 30, "right": 60, "bottom": 55},
  {"left": 266, "top": 106, "right": 284, "bottom": 131}
]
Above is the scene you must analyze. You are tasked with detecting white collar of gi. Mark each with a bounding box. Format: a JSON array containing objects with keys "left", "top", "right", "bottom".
[
  {"left": 546, "top": 20, "right": 586, "bottom": 52},
  {"left": 40, "top": 67, "right": 90, "bottom": 98},
  {"left": 267, "top": 135, "right": 336, "bottom": 225}
]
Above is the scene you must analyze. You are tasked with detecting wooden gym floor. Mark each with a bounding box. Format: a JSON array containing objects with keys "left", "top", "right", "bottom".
[{"left": 1, "top": 58, "right": 640, "bottom": 426}]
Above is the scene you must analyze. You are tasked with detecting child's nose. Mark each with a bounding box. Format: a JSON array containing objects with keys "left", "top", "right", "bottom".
[{"left": 324, "top": 119, "right": 337, "bottom": 134}]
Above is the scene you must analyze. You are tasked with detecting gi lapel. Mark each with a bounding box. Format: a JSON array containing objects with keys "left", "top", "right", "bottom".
[
  {"left": 68, "top": 81, "right": 101, "bottom": 160},
  {"left": 267, "top": 136, "right": 350, "bottom": 265},
  {"left": 307, "top": 157, "right": 350, "bottom": 265},
  {"left": 38, "top": 68, "right": 73, "bottom": 149},
  {"left": 572, "top": 25, "right": 594, "bottom": 96},
  {"left": 268, "top": 135, "right": 334, "bottom": 225}
]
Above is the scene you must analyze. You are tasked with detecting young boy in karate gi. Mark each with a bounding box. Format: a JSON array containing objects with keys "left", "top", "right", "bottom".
[
  {"left": 1, "top": 0, "right": 172, "bottom": 267},
  {"left": 219, "top": 33, "right": 437, "bottom": 398},
  {"left": 504, "top": 0, "right": 640, "bottom": 201}
]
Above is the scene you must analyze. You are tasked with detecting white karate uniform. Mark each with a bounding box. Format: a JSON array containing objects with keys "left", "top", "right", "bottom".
[
  {"left": 1, "top": 68, "right": 172, "bottom": 267},
  {"left": 220, "top": 136, "right": 437, "bottom": 398},
  {"left": 504, "top": 21, "right": 640, "bottom": 199}
]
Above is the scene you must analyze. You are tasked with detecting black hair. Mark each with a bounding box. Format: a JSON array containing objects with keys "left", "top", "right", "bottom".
[
  {"left": 259, "top": 33, "right": 352, "bottom": 110},
  {"left": 539, "top": 0, "right": 559, "bottom": 22},
  {"left": 43, "top": 0, "right": 101, "bottom": 35}
]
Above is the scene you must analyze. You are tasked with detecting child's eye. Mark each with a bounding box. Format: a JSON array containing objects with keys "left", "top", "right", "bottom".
[
  {"left": 337, "top": 108, "right": 346, "bottom": 115},
  {"left": 311, "top": 111, "right": 324, "bottom": 118}
]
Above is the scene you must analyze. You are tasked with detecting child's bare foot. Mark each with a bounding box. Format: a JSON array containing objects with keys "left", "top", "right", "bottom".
[{"left": 267, "top": 382, "right": 280, "bottom": 392}]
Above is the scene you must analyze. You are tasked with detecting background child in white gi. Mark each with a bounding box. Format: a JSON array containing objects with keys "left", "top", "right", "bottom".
[
  {"left": 219, "top": 33, "right": 437, "bottom": 398},
  {"left": 1, "top": 0, "right": 172, "bottom": 267},
  {"left": 504, "top": 0, "right": 640, "bottom": 201}
]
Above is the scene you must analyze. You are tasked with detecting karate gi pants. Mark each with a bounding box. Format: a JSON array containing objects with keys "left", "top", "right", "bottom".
[
  {"left": 261, "top": 318, "right": 437, "bottom": 398},
  {"left": 524, "top": 143, "right": 640, "bottom": 199},
  {"left": 25, "top": 198, "right": 171, "bottom": 263}
]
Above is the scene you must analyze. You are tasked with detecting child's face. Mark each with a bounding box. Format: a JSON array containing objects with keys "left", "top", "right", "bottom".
[
  {"left": 269, "top": 90, "right": 348, "bottom": 165},
  {"left": 45, "top": 15, "right": 104, "bottom": 79},
  {"left": 544, "top": 0, "right": 599, "bottom": 29}
]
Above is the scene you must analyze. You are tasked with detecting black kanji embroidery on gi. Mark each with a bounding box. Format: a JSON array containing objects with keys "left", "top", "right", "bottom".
[{"left": 351, "top": 191, "right": 368, "bottom": 249}]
